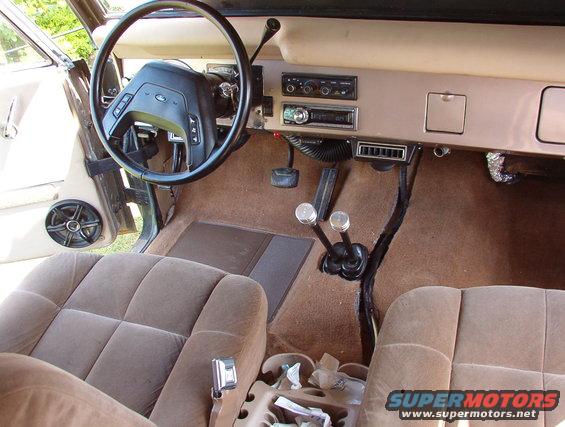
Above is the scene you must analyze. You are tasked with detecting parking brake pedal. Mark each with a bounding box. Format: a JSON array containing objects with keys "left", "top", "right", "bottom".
[{"left": 313, "top": 167, "right": 339, "bottom": 221}]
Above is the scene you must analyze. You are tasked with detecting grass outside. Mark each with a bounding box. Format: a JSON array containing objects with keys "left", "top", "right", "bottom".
[{"left": 90, "top": 216, "right": 143, "bottom": 255}]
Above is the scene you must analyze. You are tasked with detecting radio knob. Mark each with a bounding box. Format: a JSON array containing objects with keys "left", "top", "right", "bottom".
[
  {"left": 292, "top": 107, "right": 309, "bottom": 124},
  {"left": 285, "top": 84, "right": 296, "bottom": 93},
  {"left": 321, "top": 86, "right": 331, "bottom": 96},
  {"left": 302, "top": 80, "right": 317, "bottom": 95}
]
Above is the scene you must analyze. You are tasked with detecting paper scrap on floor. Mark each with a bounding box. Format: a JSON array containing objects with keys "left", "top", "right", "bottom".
[
  {"left": 308, "top": 353, "right": 366, "bottom": 405},
  {"left": 274, "top": 396, "right": 331, "bottom": 427},
  {"left": 272, "top": 362, "right": 302, "bottom": 390}
]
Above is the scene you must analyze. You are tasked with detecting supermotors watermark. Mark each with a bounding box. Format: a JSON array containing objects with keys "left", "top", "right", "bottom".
[{"left": 385, "top": 390, "right": 560, "bottom": 422}]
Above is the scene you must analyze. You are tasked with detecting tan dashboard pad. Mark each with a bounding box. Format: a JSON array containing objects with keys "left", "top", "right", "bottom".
[{"left": 94, "top": 16, "right": 565, "bottom": 83}]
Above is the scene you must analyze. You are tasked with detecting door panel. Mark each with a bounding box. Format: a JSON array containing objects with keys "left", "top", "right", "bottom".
[
  {"left": 0, "top": 65, "right": 118, "bottom": 262},
  {"left": 0, "top": 23, "right": 118, "bottom": 262}
]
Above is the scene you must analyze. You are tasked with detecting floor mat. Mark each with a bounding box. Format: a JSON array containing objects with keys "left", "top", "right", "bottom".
[
  {"left": 167, "top": 221, "right": 313, "bottom": 321},
  {"left": 373, "top": 149, "right": 565, "bottom": 320},
  {"left": 147, "top": 134, "right": 399, "bottom": 363}
]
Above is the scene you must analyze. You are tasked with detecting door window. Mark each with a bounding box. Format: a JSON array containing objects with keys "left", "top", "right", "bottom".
[
  {"left": 0, "top": 14, "right": 48, "bottom": 68},
  {"left": 10, "top": 0, "right": 94, "bottom": 63}
]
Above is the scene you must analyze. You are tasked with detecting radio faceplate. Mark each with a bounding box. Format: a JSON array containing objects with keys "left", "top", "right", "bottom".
[
  {"left": 282, "top": 73, "right": 357, "bottom": 100},
  {"left": 282, "top": 103, "right": 358, "bottom": 130}
]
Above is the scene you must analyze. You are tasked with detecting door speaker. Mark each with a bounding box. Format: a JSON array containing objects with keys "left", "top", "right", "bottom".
[{"left": 45, "top": 200, "right": 103, "bottom": 248}]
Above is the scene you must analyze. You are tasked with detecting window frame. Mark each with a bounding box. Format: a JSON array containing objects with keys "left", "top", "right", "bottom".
[
  {"left": 0, "top": 11, "right": 52, "bottom": 72},
  {"left": 0, "top": 0, "right": 73, "bottom": 71}
]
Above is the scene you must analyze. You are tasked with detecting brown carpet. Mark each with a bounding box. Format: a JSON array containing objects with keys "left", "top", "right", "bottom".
[
  {"left": 147, "top": 133, "right": 398, "bottom": 363},
  {"left": 374, "top": 149, "right": 565, "bottom": 321},
  {"left": 147, "top": 134, "right": 564, "bottom": 364}
]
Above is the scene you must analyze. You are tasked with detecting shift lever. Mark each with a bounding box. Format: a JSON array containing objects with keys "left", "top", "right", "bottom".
[
  {"left": 296, "top": 203, "right": 336, "bottom": 258},
  {"left": 329, "top": 210, "right": 369, "bottom": 281},
  {"left": 295, "top": 203, "right": 342, "bottom": 274},
  {"left": 249, "top": 18, "right": 281, "bottom": 64},
  {"left": 329, "top": 211, "right": 356, "bottom": 262}
]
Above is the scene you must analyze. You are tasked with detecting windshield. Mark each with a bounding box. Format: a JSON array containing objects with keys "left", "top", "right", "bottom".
[{"left": 99, "top": 0, "right": 565, "bottom": 25}]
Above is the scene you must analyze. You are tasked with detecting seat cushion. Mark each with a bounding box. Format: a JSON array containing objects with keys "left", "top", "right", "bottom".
[
  {"left": 359, "top": 285, "right": 565, "bottom": 427},
  {"left": 0, "top": 252, "right": 267, "bottom": 426},
  {"left": 0, "top": 353, "right": 154, "bottom": 427}
]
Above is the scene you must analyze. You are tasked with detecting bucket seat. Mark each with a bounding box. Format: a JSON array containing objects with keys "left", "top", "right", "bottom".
[
  {"left": 0, "top": 252, "right": 267, "bottom": 426},
  {"left": 358, "top": 285, "right": 565, "bottom": 426}
]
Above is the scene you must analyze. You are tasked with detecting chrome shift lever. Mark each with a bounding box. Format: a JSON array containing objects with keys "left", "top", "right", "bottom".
[{"left": 295, "top": 203, "right": 339, "bottom": 260}]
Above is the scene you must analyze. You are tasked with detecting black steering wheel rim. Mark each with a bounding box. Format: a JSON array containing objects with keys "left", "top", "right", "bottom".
[{"left": 89, "top": 0, "right": 253, "bottom": 185}]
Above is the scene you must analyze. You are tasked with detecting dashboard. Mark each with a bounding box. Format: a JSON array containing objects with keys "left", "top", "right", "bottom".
[{"left": 95, "top": 16, "right": 565, "bottom": 158}]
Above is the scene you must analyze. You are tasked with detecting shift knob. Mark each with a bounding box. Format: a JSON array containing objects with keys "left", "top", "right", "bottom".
[
  {"left": 295, "top": 202, "right": 340, "bottom": 264},
  {"left": 295, "top": 203, "right": 317, "bottom": 226},
  {"left": 329, "top": 211, "right": 350, "bottom": 233}
]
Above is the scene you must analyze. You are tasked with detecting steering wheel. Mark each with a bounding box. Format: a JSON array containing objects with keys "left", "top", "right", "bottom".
[{"left": 89, "top": 0, "right": 253, "bottom": 185}]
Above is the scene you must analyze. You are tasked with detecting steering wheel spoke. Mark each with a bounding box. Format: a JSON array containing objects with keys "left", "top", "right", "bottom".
[
  {"left": 90, "top": 0, "right": 252, "bottom": 185},
  {"left": 102, "top": 63, "right": 217, "bottom": 171}
]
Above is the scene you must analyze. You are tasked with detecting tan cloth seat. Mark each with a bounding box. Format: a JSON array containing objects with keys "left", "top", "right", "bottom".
[
  {"left": 0, "top": 353, "right": 154, "bottom": 427},
  {"left": 359, "top": 285, "right": 565, "bottom": 427},
  {"left": 0, "top": 252, "right": 267, "bottom": 426}
]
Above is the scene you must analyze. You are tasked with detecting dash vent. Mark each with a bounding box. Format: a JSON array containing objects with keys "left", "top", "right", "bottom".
[{"left": 356, "top": 142, "right": 407, "bottom": 161}]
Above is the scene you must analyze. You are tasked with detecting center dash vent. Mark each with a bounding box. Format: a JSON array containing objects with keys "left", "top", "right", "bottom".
[{"left": 355, "top": 142, "right": 408, "bottom": 162}]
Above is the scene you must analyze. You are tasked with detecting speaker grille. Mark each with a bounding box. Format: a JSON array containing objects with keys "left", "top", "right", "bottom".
[{"left": 45, "top": 200, "right": 103, "bottom": 248}]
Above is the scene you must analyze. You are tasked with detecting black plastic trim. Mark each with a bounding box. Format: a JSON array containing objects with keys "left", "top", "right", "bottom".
[{"left": 105, "top": 8, "right": 565, "bottom": 27}]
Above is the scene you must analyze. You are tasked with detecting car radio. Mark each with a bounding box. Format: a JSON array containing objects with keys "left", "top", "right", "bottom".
[
  {"left": 282, "top": 103, "right": 358, "bottom": 130},
  {"left": 282, "top": 73, "right": 357, "bottom": 100}
]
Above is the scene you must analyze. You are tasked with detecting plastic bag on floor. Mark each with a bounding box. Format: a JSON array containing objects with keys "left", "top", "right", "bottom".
[
  {"left": 308, "top": 354, "right": 366, "bottom": 405},
  {"left": 272, "top": 363, "right": 302, "bottom": 390}
]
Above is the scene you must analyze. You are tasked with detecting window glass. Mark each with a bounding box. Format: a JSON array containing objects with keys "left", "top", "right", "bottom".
[
  {"left": 0, "top": 15, "right": 47, "bottom": 68},
  {"left": 11, "top": 0, "right": 94, "bottom": 62}
]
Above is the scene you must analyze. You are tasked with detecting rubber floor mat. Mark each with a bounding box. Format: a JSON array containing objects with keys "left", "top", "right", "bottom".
[{"left": 167, "top": 221, "right": 313, "bottom": 321}]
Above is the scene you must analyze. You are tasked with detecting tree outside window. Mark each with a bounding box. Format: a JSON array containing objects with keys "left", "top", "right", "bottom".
[{"left": 10, "top": 0, "right": 95, "bottom": 62}]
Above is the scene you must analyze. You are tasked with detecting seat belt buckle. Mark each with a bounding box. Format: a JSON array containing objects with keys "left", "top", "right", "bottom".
[{"left": 211, "top": 357, "right": 237, "bottom": 400}]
